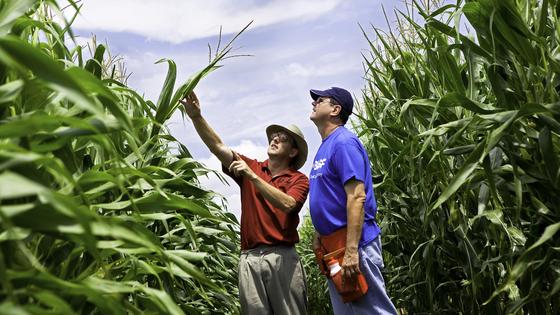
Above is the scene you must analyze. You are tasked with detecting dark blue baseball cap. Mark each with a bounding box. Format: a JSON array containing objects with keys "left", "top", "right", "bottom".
[{"left": 310, "top": 87, "right": 353, "bottom": 115}]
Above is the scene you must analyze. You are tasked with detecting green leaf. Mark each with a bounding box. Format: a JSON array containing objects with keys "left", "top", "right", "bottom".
[
  {"left": 153, "top": 58, "right": 177, "bottom": 127},
  {"left": 539, "top": 127, "right": 559, "bottom": 186},
  {"left": 430, "top": 142, "right": 484, "bottom": 212},
  {"left": 0, "top": 36, "right": 105, "bottom": 116},
  {"left": 164, "top": 249, "right": 207, "bottom": 262},
  {"left": 93, "top": 192, "right": 212, "bottom": 218},
  {"left": 439, "top": 92, "right": 497, "bottom": 114},
  {"left": 486, "top": 222, "right": 560, "bottom": 304},
  {"left": 0, "top": 113, "right": 62, "bottom": 138},
  {"left": 0, "top": 79, "right": 24, "bottom": 105},
  {"left": 0, "top": 171, "right": 46, "bottom": 199},
  {"left": 84, "top": 44, "right": 105, "bottom": 78},
  {"left": 166, "top": 251, "right": 221, "bottom": 292},
  {"left": 0, "top": 302, "right": 31, "bottom": 315},
  {"left": 0, "top": 0, "right": 35, "bottom": 35},
  {"left": 32, "top": 290, "right": 74, "bottom": 314}
]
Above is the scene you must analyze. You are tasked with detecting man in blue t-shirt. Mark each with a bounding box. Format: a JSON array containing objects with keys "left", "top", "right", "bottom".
[{"left": 308, "top": 86, "right": 397, "bottom": 314}]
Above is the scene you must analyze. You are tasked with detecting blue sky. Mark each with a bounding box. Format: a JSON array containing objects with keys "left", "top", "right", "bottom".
[{"left": 70, "top": 0, "right": 408, "bottom": 220}]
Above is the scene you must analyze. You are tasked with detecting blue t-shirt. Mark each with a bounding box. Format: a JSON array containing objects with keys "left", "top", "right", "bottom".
[{"left": 309, "top": 126, "right": 381, "bottom": 247}]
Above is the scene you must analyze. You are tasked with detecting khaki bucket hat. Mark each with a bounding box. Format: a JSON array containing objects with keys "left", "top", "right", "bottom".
[{"left": 265, "top": 124, "right": 308, "bottom": 170}]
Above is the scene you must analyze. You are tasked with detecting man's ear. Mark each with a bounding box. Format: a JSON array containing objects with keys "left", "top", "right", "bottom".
[
  {"left": 289, "top": 147, "right": 299, "bottom": 159},
  {"left": 330, "top": 104, "right": 342, "bottom": 117}
]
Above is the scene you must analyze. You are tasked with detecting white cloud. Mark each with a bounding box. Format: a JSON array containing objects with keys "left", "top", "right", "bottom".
[
  {"left": 117, "top": 50, "right": 209, "bottom": 101},
  {"left": 231, "top": 140, "right": 270, "bottom": 161},
  {"left": 70, "top": 0, "right": 344, "bottom": 44},
  {"left": 285, "top": 63, "right": 312, "bottom": 77},
  {"left": 197, "top": 139, "right": 268, "bottom": 169},
  {"left": 275, "top": 52, "right": 361, "bottom": 80}
]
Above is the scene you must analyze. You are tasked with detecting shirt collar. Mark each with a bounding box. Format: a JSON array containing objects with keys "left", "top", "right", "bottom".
[
  {"left": 261, "top": 159, "right": 297, "bottom": 178},
  {"left": 322, "top": 125, "right": 344, "bottom": 142}
]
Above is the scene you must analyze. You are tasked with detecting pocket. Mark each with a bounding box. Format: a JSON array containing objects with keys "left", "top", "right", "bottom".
[
  {"left": 361, "top": 238, "right": 384, "bottom": 269},
  {"left": 324, "top": 248, "right": 369, "bottom": 303},
  {"left": 329, "top": 269, "right": 369, "bottom": 303}
]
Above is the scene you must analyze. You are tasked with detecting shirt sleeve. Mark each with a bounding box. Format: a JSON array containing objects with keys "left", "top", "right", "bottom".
[
  {"left": 221, "top": 151, "right": 258, "bottom": 186},
  {"left": 332, "top": 142, "right": 367, "bottom": 185},
  {"left": 284, "top": 174, "right": 309, "bottom": 213}
]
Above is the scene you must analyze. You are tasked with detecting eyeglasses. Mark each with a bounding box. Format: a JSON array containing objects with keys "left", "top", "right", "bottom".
[
  {"left": 270, "top": 132, "right": 293, "bottom": 144},
  {"left": 312, "top": 97, "right": 331, "bottom": 105},
  {"left": 312, "top": 97, "right": 339, "bottom": 106}
]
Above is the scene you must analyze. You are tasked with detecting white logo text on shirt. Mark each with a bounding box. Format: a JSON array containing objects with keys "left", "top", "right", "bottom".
[{"left": 313, "top": 158, "right": 326, "bottom": 171}]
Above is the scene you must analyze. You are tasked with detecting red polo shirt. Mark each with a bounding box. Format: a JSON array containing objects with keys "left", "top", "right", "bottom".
[{"left": 223, "top": 153, "right": 309, "bottom": 250}]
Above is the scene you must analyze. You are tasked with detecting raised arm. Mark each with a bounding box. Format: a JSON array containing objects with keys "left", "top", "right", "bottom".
[{"left": 180, "top": 92, "right": 234, "bottom": 167}]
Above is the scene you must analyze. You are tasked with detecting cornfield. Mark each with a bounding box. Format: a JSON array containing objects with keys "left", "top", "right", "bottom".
[
  {"left": 356, "top": 0, "right": 560, "bottom": 313},
  {"left": 0, "top": 0, "right": 243, "bottom": 314},
  {"left": 2, "top": 0, "right": 559, "bottom": 314},
  {"left": 296, "top": 215, "right": 333, "bottom": 315}
]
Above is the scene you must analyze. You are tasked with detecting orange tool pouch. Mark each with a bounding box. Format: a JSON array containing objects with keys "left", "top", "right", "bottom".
[
  {"left": 314, "top": 227, "right": 369, "bottom": 303},
  {"left": 313, "top": 246, "right": 329, "bottom": 276}
]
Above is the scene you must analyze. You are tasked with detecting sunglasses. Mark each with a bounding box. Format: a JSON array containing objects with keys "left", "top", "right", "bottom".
[{"left": 270, "top": 132, "right": 294, "bottom": 145}]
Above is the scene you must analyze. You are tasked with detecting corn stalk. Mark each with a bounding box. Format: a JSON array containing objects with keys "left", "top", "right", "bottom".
[
  {"left": 0, "top": 1, "right": 244, "bottom": 314},
  {"left": 356, "top": 0, "right": 560, "bottom": 313}
]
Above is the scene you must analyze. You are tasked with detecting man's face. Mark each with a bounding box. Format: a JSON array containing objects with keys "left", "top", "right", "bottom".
[
  {"left": 267, "top": 131, "right": 298, "bottom": 161},
  {"left": 310, "top": 96, "right": 336, "bottom": 122}
]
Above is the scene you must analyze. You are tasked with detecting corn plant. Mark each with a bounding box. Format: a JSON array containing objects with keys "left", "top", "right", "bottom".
[
  {"left": 0, "top": 1, "right": 245, "bottom": 314},
  {"left": 356, "top": 0, "right": 560, "bottom": 313},
  {"left": 296, "top": 214, "right": 333, "bottom": 315}
]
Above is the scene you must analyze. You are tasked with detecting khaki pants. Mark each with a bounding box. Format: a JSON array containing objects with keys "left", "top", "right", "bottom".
[{"left": 239, "top": 245, "right": 307, "bottom": 315}]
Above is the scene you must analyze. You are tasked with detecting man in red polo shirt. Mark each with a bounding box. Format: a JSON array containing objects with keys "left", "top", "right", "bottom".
[{"left": 181, "top": 92, "right": 309, "bottom": 314}]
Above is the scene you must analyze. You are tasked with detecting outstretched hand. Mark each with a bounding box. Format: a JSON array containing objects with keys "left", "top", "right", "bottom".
[{"left": 179, "top": 91, "right": 201, "bottom": 118}]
